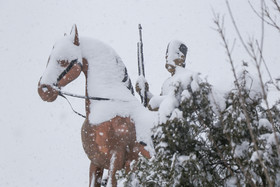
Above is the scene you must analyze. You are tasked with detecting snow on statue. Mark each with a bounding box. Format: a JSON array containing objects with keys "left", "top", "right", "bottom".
[
  {"left": 37, "top": 25, "right": 157, "bottom": 187},
  {"left": 136, "top": 40, "right": 201, "bottom": 123}
]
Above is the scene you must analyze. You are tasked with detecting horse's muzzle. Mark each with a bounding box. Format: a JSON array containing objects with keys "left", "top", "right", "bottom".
[{"left": 38, "top": 80, "right": 59, "bottom": 102}]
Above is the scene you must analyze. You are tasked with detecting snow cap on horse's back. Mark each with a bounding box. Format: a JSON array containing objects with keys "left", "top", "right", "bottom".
[{"left": 70, "top": 24, "right": 80, "bottom": 46}]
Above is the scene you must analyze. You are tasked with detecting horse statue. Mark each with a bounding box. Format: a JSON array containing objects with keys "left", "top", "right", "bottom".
[{"left": 38, "top": 25, "right": 153, "bottom": 187}]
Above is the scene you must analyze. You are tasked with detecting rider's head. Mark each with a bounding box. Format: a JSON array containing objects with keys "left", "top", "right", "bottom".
[{"left": 165, "top": 40, "right": 188, "bottom": 75}]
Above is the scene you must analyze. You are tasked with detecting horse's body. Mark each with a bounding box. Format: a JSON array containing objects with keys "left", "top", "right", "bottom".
[{"left": 38, "top": 25, "right": 151, "bottom": 187}]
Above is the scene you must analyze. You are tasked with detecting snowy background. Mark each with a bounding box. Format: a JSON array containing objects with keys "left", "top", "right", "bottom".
[{"left": 1, "top": 0, "right": 279, "bottom": 186}]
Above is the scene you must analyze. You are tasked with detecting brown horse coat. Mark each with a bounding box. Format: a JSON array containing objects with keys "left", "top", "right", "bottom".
[{"left": 38, "top": 25, "right": 151, "bottom": 187}]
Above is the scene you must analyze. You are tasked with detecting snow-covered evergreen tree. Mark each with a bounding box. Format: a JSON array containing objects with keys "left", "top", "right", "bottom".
[{"left": 119, "top": 68, "right": 280, "bottom": 186}]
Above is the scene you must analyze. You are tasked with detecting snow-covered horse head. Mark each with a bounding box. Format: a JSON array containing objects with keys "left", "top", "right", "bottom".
[{"left": 38, "top": 25, "right": 150, "bottom": 187}]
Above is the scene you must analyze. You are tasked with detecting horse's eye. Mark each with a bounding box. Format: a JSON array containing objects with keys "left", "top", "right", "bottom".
[{"left": 59, "top": 60, "right": 69, "bottom": 67}]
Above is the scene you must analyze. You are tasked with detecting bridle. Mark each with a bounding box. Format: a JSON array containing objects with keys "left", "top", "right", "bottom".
[
  {"left": 54, "top": 59, "right": 115, "bottom": 101},
  {"left": 56, "top": 59, "right": 83, "bottom": 83},
  {"left": 53, "top": 59, "right": 125, "bottom": 118}
]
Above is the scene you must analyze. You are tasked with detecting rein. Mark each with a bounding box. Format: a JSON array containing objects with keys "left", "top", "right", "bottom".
[
  {"left": 57, "top": 90, "right": 128, "bottom": 119},
  {"left": 58, "top": 93, "right": 86, "bottom": 118},
  {"left": 59, "top": 90, "right": 110, "bottom": 101}
]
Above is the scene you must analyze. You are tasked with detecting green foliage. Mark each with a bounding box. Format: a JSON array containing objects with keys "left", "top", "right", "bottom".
[{"left": 120, "top": 70, "right": 280, "bottom": 186}]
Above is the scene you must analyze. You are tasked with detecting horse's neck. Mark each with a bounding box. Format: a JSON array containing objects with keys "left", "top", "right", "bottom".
[{"left": 82, "top": 57, "right": 91, "bottom": 118}]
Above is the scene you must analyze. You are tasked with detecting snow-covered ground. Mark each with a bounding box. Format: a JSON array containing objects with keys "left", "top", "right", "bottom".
[{"left": 1, "top": 0, "right": 279, "bottom": 186}]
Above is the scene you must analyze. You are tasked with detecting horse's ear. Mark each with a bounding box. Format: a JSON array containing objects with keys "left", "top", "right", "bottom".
[{"left": 70, "top": 24, "right": 80, "bottom": 46}]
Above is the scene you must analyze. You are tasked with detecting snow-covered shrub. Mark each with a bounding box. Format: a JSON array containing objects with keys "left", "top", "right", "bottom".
[
  {"left": 220, "top": 70, "right": 280, "bottom": 186},
  {"left": 120, "top": 74, "right": 223, "bottom": 186},
  {"left": 120, "top": 69, "right": 280, "bottom": 186}
]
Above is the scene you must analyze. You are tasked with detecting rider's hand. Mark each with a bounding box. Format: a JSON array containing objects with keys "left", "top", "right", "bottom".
[{"left": 135, "top": 76, "right": 149, "bottom": 96}]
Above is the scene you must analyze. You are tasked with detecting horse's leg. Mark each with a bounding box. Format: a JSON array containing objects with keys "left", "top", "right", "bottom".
[
  {"left": 107, "top": 151, "right": 125, "bottom": 187},
  {"left": 89, "top": 162, "right": 103, "bottom": 187}
]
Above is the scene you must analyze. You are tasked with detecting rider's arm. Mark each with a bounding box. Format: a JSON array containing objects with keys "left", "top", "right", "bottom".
[{"left": 135, "top": 77, "right": 155, "bottom": 110}]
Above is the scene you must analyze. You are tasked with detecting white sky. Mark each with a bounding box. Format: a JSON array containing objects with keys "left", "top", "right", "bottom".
[{"left": 0, "top": 0, "right": 279, "bottom": 186}]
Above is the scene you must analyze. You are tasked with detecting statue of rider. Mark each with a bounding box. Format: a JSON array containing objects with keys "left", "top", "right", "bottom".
[{"left": 136, "top": 40, "right": 188, "bottom": 111}]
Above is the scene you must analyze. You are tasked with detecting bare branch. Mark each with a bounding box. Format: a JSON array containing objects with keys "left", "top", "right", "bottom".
[
  {"left": 249, "top": 0, "right": 280, "bottom": 32},
  {"left": 215, "top": 4, "right": 273, "bottom": 185},
  {"left": 272, "top": 0, "right": 280, "bottom": 13},
  {"left": 252, "top": 39, "right": 280, "bottom": 161},
  {"left": 249, "top": 0, "right": 273, "bottom": 26},
  {"left": 260, "top": 0, "right": 265, "bottom": 64},
  {"left": 255, "top": 40, "right": 274, "bottom": 82},
  {"left": 264, "top": 0, "right": 280, "bottom": 31},
  {"left": 226, "top": 0, "right": 254, "bottom": 57}
]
